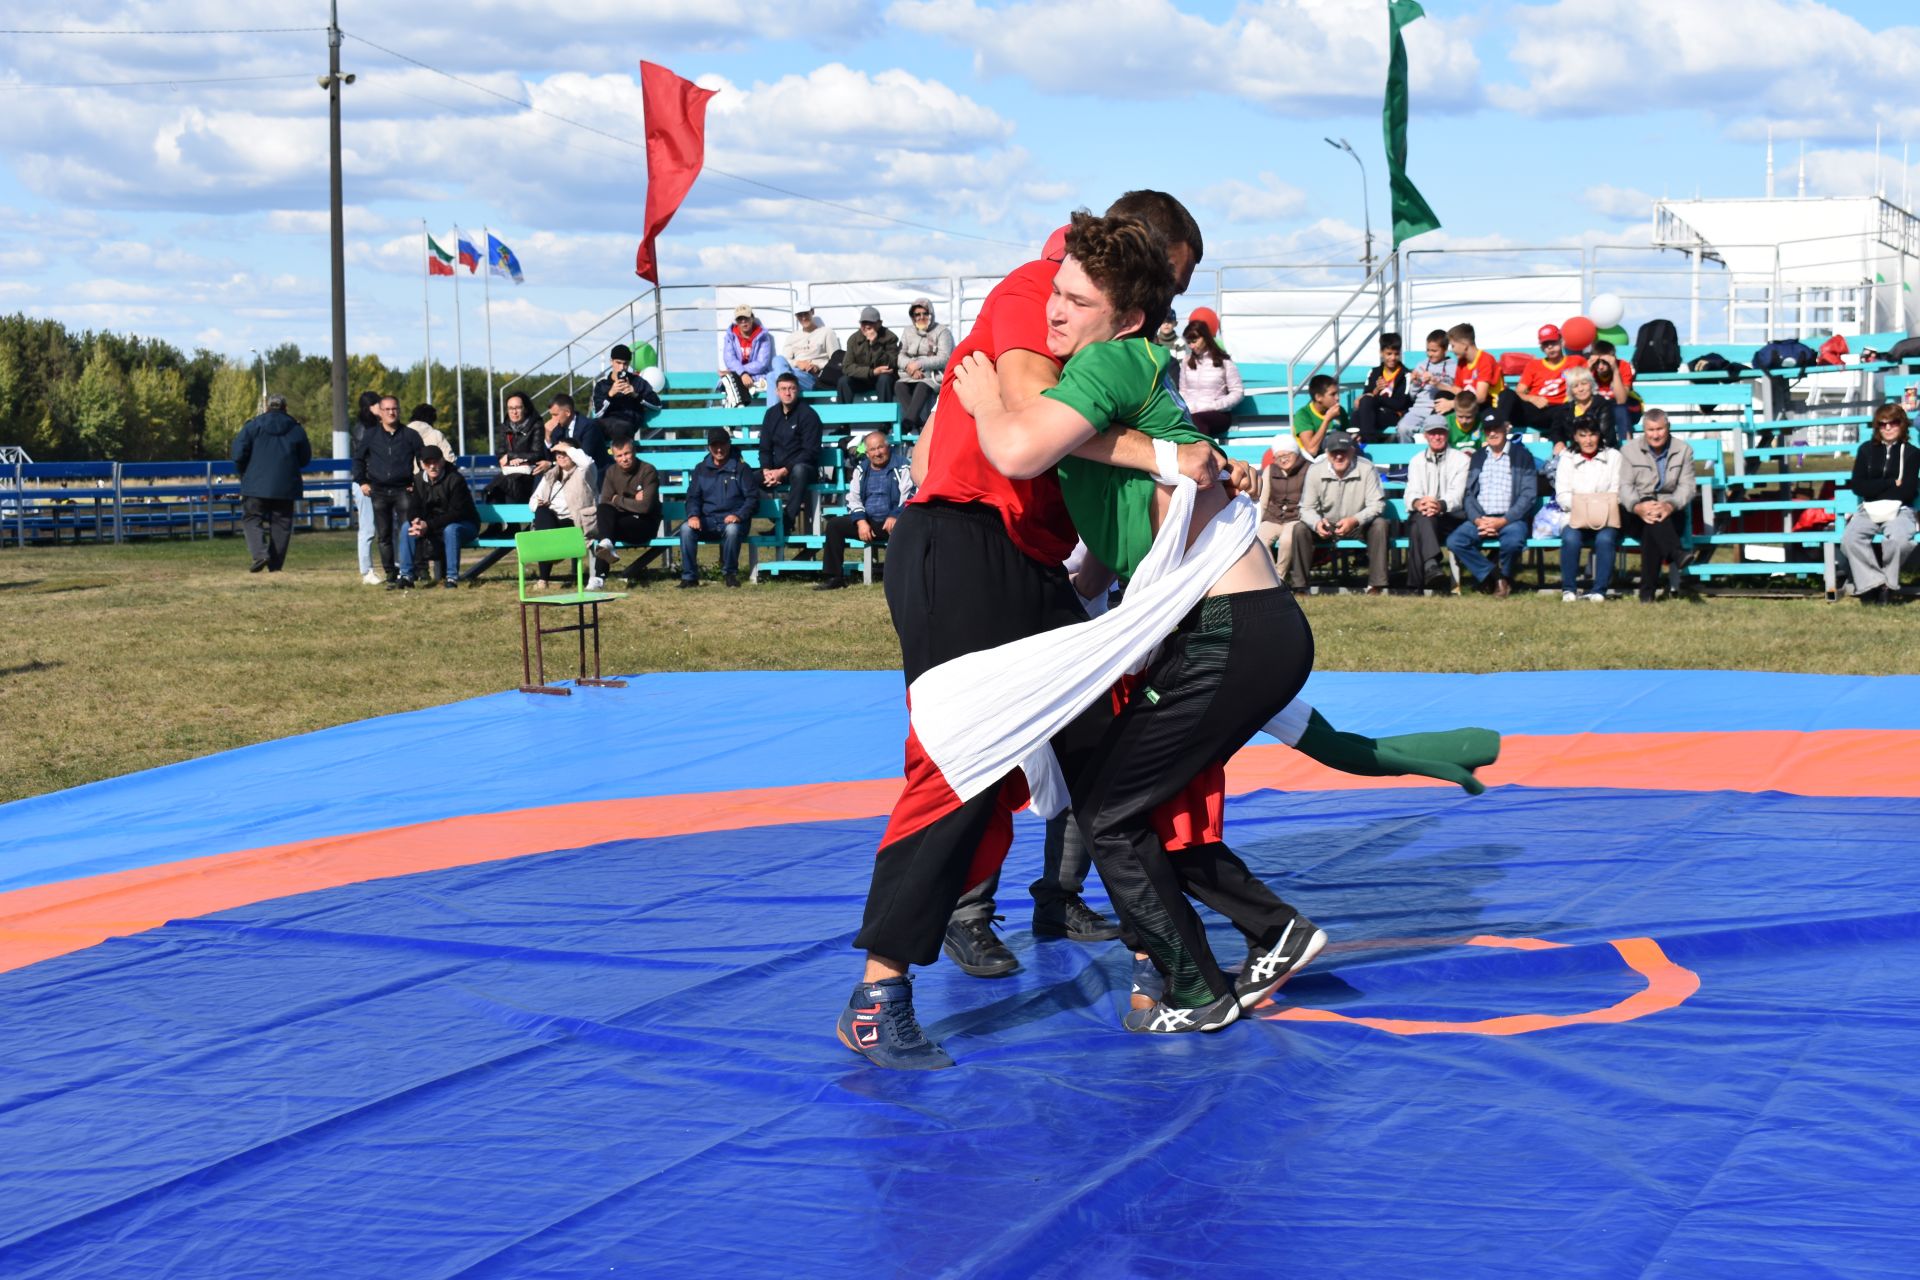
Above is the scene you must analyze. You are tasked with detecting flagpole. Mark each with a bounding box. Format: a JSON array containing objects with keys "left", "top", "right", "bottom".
[
  {"left": 451, "top": 225, "right": 467, "bottom": 457},
  {"left": 421, "top": 219, "right": 433, "bottom": 407},
  {"left": 482, "top": 226, "right": 497, "bottom": 458}
]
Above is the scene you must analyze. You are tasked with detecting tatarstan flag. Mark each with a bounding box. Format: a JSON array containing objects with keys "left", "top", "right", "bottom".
[{"left": 427, "top": 233, "right": 456, "bottom": 277}]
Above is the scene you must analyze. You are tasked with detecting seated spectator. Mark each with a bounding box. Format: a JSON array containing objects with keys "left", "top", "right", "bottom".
[
  {"left": 1403, "top": 420, "right": 1470, "bottom": 592},
  {"left": 771, "top": 306, "right": 841, "bottom": 392},
  {"left": 352, "top": 394, "right": 422, "bottom": 589},
  {"left": 406, "top": 404, "right": 458, "bottom": 474},
  {"left": 406, "top": 447, "right": 480, "bottom": 589},
  {"left": 1444, "top": 417, "right": 1539, "bottom": 597},
  {"left": 895, "top": 298, "right": 953, "bottom": 435},
  {"left": 1544, "top": 367, "right": 1618, "bottom": 452},
  {"left": 231, "top": 392, "right": 311, "bottom": 574},
  {"left": 1254, "top": 429, "right": 1310, "bottom": 589},
  {"left": 592, "top": 344, "right": 663, "bottom": 437},
  {"left": 1842, "top": 402, "right": 1920, "bottom": 605},
  {"left": 1350, "top": 332, "right": 1414, "bottom": 444},
  {"left": 759, "top": 372, "right": 825, "bottom": 538},
  {"left": 1177, "top": 319, "right": 1242, "bottom": 439},
  {"left": 1617, "top": 408, "right": 1695, "bottom": 602},
  {"left": 1293, "top": 374, "right": 1348, "bottom": 458},
  {"left": 543, "top": 392, "right": 608, "bottom": 474},
  {"left": 816, "top": 430, "right": 915, "bottom": 590},
  {"left": 1398, "top": 328, "right": 1458, "bottom": 441},
  {"left": 1297, "top": 430, "right": 1389, "bottom": 594},
  {"left": 591, "top": 436, "right": 663, "bottom": 589},
  {"left": 1553, "top": 419, "right": 1624, "bottom": 602},
  {"left": 1588, "top": 340, "right": 1638, "bottom": 444},
  {"left": 1436, "top": 321, "right": 1504, "bottom": 420},
  {"left": 1152, "top": 309, "right": 1188, "bottom": 360},
  {"left": 1505, "top": 324, "right": 1587, "bottom": 436},
  {"left": 718, "top": 304, "right": 775, "bottom": 403},
  {"left": 679, "top": 426, "right": 760, "bottom": 589},
  {"left": 485, "top": 390, "right": 547, "bottom": 508},
  {"left": 837, "top": 306, "right": 899, "bottom": 404},
  {"left": 1444, "top": 389, "right": 1486, "bottom": 447},
  {"left": 528, "top": 441, "right": 598, "bottom": 588}
]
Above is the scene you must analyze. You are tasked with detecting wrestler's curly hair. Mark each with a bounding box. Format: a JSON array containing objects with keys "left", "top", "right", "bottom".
[{"left": 1062, "top": 210, "right": 1174, "bottom": 338}]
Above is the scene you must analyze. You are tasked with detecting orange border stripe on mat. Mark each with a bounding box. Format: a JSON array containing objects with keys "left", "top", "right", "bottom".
[{"left": 2, "top": 730, "right": 1916, "bottom": 977}]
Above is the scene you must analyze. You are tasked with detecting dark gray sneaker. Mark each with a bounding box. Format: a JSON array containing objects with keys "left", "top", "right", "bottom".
[
  {"left": 942, "top": 915, "right": 1019, "bottom": 977},
  {"left": 1122, "top": 987, "right": 1242, "bottom": 1034},
  {"left": 1032, "top": 895, "right": 1123, "bottom": 942},
  {"left": 1233, "top": 915, "right": 1328, "bottom": 1010}
]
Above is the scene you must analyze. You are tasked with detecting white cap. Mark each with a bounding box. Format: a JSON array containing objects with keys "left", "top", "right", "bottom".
[{"left": 1269, "top": 429, "right": 1298, "bottom": 454}]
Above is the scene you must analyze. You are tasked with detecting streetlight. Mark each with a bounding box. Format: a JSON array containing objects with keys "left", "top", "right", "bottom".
[
  {"left": 1323, "top": 137, "right": 1374, "bottom": 273},
  {"left": 249, "top": 347, "right": 266, "bottom": 409},
  {"left": 1325, "top": 136, "right": 1388, "bottom": 336}
]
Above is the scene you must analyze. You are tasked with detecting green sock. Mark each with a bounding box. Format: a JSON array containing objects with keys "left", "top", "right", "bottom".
[{"left": 1295, "top": 711, "right": 1501, "bottom": 795}]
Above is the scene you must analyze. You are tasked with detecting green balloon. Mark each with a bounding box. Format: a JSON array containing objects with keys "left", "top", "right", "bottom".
[{"left": 1596, "top": 325, "right": 1629, "bottom": 347}]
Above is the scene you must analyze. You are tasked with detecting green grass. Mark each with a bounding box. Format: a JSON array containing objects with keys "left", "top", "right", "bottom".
[{"left": 1, "top": 531, "right": 1913, "bottom": 804}]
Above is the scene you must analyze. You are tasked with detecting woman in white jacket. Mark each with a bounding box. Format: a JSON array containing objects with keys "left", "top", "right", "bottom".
[
  {"left": 1177, "top": 320, "right": 1243, "bottom": 439},
  {"left": 1553, "top": 419, "right": 1623, "bottom": 601}
]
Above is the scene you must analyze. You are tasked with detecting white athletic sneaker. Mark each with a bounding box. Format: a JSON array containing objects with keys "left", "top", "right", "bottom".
[
  {"left": 1581, "top": 592, "right": 1607, "bottom": 603},
  {"left": 1561, "top": 590, "right": 1578, "bottom": 603},
  {"left": 361, "top": 569, "right": 383, "bottom": 585},
  {"left": 586, "top": 574, "right": 606, "bottom": 591},
  {"left": 595, "top": 538, "right": 622, "bottom": 567}
]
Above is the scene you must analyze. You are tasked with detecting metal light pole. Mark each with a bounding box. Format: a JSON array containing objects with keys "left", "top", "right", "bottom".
[
  {"left": 1325, "top": 136, "right": 1386, "bottom": 334},
  {"left": 250, "top": 347, "right": 266, "bottom": 410},
  {"left": 320, "top": 1, "right": 354, "bottom": 460}
]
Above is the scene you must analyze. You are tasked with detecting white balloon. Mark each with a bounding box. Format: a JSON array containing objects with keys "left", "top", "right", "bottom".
[
  {"left": 637, "top": 365, "right": 666, "bottom": 393},
  {"left": 1589, "top": 293, "right": 1625, "bottom": 329}
]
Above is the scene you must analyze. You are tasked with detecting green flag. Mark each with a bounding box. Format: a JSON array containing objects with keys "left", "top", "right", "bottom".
[{"left": 1384, "top": 0, "right": 1441, "bottom": 245}]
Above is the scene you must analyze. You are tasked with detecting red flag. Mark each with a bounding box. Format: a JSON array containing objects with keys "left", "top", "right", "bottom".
[{"left": 635, "top": 61, "right": 717, "bottom": 284}]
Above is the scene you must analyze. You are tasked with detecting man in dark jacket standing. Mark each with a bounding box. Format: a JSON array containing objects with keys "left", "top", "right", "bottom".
[
  {"left": 406, "top": 448, "right": 481, "bottom": 588},
  {"left": 231, "top": 393, "right": 312, "bottom": 573},
  {"left": 352, "top": 394, "right": 422, "bottom": 588},
  {"left": 758, "top": 372, "right": 824, "bottom": 537},
  {"left": 679, "top": 427, "right": 760, "bottom": 588},
  {"left": 836, "top": 305, "right": 900, "bottom": 404}
]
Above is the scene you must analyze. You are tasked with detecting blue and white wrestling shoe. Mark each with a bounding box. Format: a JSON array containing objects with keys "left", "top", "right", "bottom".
[{"left": 837, "top": 976, "right": 955, "bottom": 1070}]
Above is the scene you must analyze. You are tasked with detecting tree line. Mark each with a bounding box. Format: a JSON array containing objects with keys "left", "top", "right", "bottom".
[{"left": 0, "top": 314, "right": 534, "bottom": 463}]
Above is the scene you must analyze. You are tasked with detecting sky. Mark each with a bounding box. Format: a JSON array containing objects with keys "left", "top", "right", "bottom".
[{"left": 3, "top": 0, "right": 1920, "bottom": 379}]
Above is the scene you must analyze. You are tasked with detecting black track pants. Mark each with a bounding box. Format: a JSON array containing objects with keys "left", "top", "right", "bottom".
[{"left": 1071, "top": 587, "right": 1315, "bottom": 1007}]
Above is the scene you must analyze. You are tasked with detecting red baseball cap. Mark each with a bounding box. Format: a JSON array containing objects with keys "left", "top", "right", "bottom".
[{"left": 1537, "top": 324, "right": 1562, "bottom": 344}]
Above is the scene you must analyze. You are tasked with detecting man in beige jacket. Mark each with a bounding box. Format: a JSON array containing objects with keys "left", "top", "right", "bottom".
[{"left": 1295, "top": 430, "right": 1390, "bottom": 593}]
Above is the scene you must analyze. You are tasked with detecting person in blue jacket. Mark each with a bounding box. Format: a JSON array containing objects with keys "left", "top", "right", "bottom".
[
  {"left": 1444, "top": 417, "right": 1541, "bottom": 597},
  {"left": 231, "top": 394, "right": 313, "bottom": 573},
  {"left": 679, "top": 427, "right": 761, "bottom": 588}
]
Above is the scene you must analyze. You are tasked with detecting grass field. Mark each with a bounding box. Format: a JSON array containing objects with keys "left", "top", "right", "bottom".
[{"left": 1, "top": 531, "right": 1913, "bottom": 804}]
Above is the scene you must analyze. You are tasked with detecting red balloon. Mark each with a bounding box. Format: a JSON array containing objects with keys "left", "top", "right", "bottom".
[
  {"left": 1187, "top": 306, "right": 1221, "bottom": 336},
  {"left": 1562, "top": 315, "right": 1597, "bottom": 352}
]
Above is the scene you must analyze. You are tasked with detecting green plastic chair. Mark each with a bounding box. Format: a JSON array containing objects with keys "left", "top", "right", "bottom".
[{"left": 512, "top": 524, "right": 627, "bottom": 695}]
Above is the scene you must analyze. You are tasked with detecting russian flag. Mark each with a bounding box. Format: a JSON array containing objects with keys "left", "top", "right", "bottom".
[{"left": 456, "top": 232, "right": 481, "bottom": 273}]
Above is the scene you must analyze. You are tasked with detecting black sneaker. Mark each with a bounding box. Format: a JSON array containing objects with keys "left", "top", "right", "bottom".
[
  {"left": 1032, "top": 895, "right": 1122, "bottom": 942},
  {"left": 814, "top": 577, "right": 847, "bottom": 591},
  {"left": 1233, "top": 915, "right": 1328, "bottom": 1010},
  {"left": 723, "top": 574, "right": 740, "bottom": 588},
  {"left": 836, "top": 975, "right": 954, "bottom": 1070},
  {"left": 249, "top": 560, "right": 268, "bottom": 574},
  {"left": 1122, "top": 987, "right": 1242, "bottom": 1034},
  {"left": 678, "top": 577, "right": 700, "bottom": 589},
  {"left": 942, "top": 916, "right": 1019, "bottom": 977}
]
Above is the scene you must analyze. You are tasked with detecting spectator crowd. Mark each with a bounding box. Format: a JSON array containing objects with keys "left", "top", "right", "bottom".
[{"left": 223, "top": 300, "right": 1917, "bottom": 606}]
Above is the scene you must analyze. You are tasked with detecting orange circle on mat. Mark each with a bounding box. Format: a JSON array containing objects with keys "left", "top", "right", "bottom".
[{"left": 1260, "top": 934, "right": 1700, "bottom": 1037}]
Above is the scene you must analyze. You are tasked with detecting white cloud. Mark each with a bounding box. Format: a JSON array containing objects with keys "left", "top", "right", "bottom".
[
  {"left": 1582, "top": 185, "right": 1656, "bottom": 221},
  {"left": 887, "top": 0, "right": 1483, "bottom": 113},
  {"left": 1496, "top": 0, "right": 1920, "bottom": 138},
  {"left": 1198, "top": 173, "right": 1308, "bottom": 224}
]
